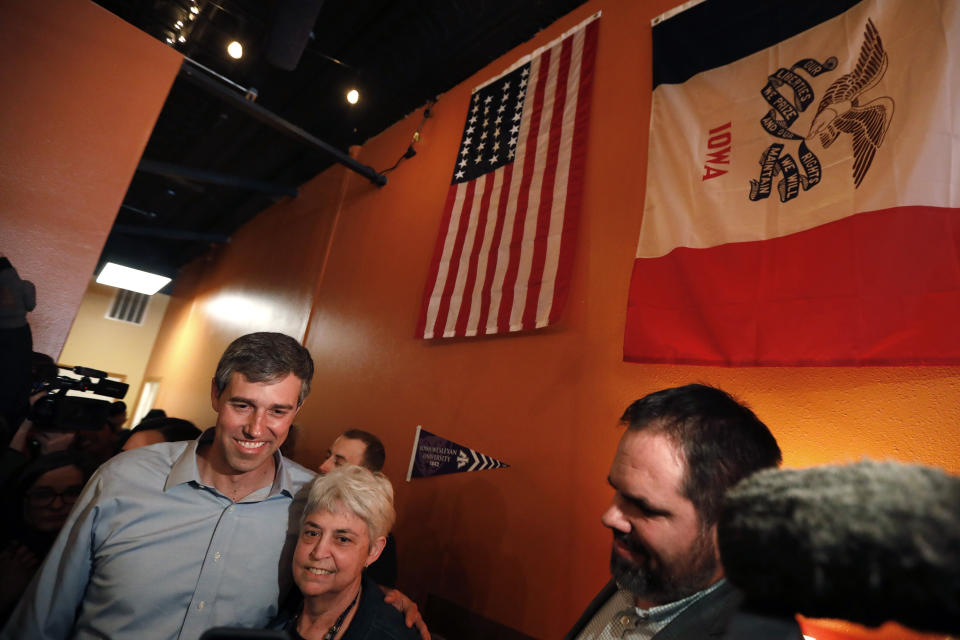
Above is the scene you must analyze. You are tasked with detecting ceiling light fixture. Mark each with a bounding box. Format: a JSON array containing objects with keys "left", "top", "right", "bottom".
[
  {"left": 178, "top": 35, "right": 186, "bottom": 43},
  {"left": 96, "top": 263, "right": 171, "bottom": 295},
  {"left": 227, "top": 41, "right": 243, "bottom": 59},
  {"left": 346, "top": 88, "right": 359, "bottom": 104},
  {"left": 190, "top": 5, "right": 199, "bottom": 14}
]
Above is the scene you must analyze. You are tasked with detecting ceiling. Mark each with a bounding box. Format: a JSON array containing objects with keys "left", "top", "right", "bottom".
[{"left": 92, "top": 0, "right": 589, "bottom": 292}]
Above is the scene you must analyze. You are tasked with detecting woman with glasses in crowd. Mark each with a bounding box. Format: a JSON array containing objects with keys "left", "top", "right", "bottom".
[{"left": 0, "top": 450, "right": 93, "bottom": 624}]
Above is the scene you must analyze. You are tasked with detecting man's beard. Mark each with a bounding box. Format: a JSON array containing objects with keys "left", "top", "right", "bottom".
[{"left": 610, "top": 528, "right": 719, "bottom": 605}]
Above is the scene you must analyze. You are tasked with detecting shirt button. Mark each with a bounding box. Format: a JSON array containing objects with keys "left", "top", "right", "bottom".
[
  {"left": 228, "top": 506, "right": 234, "bottom": 512},
  {"left": 619, "top": 615, "right": 631, "bottom": 626},
  {"left": 198, "top": 601, "right": 205, "bottom": 610},
  {"left": 214, "top": 552, "right": 221, "bottom": 561}
]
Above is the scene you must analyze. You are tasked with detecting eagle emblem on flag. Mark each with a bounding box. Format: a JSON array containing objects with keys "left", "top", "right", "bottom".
[
  {"left": 750, "top": 18, "right": 895, "bottom": 203},
  {"left": 807, "top": 19, "right": 894, "bottom": 188}
]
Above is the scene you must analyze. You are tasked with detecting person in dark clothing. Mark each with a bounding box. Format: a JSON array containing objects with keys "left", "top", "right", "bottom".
[
  {"left": 0, "top": 256, "right": 36, "bottom": 443},
  {"left": 278, "top": 466, "right": 419, "bottom": 640},
  {"left": 565, "top": 384, "right": 802, "bottom": 640},
  {"left": 118, "top": 417, "right": 201, "bottom": 451},
  {"left": 105, "top": 401, "right": 128, "bottom": 432},
  {"left": 0, "top": 451, "right": 95, "bottom": 625}
]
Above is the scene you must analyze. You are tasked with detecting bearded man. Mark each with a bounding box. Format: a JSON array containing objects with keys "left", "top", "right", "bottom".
[{"left": 565, "top": 384, "right": 804, "bottom": 640}]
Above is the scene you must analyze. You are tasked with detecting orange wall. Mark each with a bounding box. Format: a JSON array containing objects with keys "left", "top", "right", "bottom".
[
  {"left": 145, "top": 1, "right": 960, "bottom": 637},
  {"left": 0, "top": 0, "right": 181, "bottom": 358},
  {"left": 145, "top": 164, "right": 351, "bottom": 427}
]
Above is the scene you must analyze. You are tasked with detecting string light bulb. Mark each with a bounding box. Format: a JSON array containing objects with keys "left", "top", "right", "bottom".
[
  {"left": 346, "top": 88, "right": 359, "bottom": 104},
  {"left": 227, "top": 41, "right": 243, "bottom": 59}
]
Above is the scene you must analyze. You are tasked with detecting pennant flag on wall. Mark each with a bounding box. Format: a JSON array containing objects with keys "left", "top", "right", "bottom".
[
  {"left": 417, "top": 13, "right": 600, "bottom": 339},
  {"left": 406, "top": 426, "right": 510, "bottom": 481},
  {"left": 624, "top": 0, "right": 960, "bottom": 366}
]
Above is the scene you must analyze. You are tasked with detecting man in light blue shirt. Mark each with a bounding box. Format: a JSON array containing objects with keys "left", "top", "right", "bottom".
[{"left": 2, "top": 332, "right": 316, "bottom": 639}]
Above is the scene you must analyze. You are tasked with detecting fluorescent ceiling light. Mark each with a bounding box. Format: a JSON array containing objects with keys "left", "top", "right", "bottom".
[{"left": 96, "top": 263, "right": 171, "bottom": 295}]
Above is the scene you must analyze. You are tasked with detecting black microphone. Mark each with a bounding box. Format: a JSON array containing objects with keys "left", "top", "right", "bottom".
[{"left": 717, "top": 461, "right": 960, "bottom": 635}]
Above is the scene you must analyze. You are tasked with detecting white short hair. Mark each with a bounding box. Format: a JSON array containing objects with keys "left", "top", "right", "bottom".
[{"left": 303, "top": 465, "right": 396, "bottom": 542}]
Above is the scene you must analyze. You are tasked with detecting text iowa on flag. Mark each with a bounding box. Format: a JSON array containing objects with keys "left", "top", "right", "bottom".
[
  {"left": 625, "top": 0, "right": 960, "bottom": 366},
  {"left": 417, "top": 13, "right": 600, "bottom": 339}
]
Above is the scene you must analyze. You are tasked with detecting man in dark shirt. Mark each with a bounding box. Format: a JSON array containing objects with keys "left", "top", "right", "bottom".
[{"left": 565, "top": 384, "right": 804, "bottom": 640}]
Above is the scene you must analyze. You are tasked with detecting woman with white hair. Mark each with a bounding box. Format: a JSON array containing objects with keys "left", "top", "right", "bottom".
[{"left": 281, "top": 465, "right": 420, "bottom": 640}]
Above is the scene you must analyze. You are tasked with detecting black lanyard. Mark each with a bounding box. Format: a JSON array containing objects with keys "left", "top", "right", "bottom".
[{"left": 297, "top": 585, "right": 361, "bottom": 640}]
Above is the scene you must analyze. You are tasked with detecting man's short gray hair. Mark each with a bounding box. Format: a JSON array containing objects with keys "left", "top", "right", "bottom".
[
  {"left": 214, "top": 332, "right": 314, "bottom": 405},
  {"left": 302, "top": 466, "right": 396, "bottom": 543}
]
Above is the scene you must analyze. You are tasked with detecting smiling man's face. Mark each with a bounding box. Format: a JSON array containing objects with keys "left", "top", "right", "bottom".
[{"left": 209, "top": 372, "right": 301, "bottom": 476}]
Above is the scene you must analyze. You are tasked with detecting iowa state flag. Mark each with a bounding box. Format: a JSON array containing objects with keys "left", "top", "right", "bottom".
[
  {"left": 625, "top": 0, "right": 960, "bottom": 366},
  {"left": 417, "top": 14, "right": 599, "bottom": 339}
]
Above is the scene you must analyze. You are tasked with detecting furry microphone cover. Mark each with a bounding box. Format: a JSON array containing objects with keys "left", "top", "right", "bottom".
[{"left": 717, "top": 461, "right": 960, "bottom": 635}]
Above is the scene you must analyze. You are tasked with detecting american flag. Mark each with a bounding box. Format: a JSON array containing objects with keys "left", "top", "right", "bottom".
[{"left": 417, "top": 14, "right": 599, "bottom": 339}]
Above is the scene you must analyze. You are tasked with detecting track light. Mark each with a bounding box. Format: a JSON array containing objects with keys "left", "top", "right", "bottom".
[{"left": 96, "top": 263, "right": 171, "bottom": 295}]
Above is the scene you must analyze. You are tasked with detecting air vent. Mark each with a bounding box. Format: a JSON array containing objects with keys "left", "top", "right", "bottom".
[{"left": 106, "top": 289, "right": 150, "bottom": 325}]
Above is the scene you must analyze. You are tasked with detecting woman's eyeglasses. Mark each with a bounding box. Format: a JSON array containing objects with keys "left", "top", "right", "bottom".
[{"left": 25, "top": 485, "right": 83, "bottom": 507}]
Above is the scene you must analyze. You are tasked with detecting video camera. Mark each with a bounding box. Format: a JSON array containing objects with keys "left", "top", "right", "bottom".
[{"left": 30, "top": 365, "right": 129, "bottom": 431}]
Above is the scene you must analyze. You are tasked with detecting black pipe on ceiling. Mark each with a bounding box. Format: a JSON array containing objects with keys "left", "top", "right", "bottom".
[
  {"left": 112, "top": 224, "right": 231, "bottom": 244},
  {"left": 137, "top": 159, "right": 299, "bottom": 197},
  {"left": 179, "top": 58, "right": 388, "bottom": 187}
]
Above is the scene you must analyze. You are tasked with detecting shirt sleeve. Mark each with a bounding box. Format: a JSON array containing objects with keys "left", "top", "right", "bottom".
[{"left": 0, "top": 469, "right": 104, "bottom": 639}]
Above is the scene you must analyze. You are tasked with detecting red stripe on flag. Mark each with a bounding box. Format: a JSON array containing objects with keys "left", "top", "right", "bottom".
[
  {"left": 431, "top": 179, "right": 478, "bottom": 338},
  {"left": 416, "top": 183, "right": 461, "bottom": 337},
  {"left": 548, "top": 18, "right": 598, "bottom": 326},
  {"left": 454, "top": 171, "right": 497, "bottom": 335},
  {"left": 624, "top": 206, "right": 960, "bottom": 366},
  {"left": 419, "top": 15, "right": 599, "bottom": 339},
  {"left": 477, "top": 163, "right": 515, "bottom": 334},
  {"left": 521, "top": 36, "right": 573, "bottom": 330},
  {"left": 498, "top": 49, "right": 552, "bottom": 333}
]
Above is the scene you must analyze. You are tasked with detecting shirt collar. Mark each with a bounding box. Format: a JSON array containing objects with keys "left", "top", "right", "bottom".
[
  {"left": 164, "top": 428, "right": 295, "bottom": 498},
  {"left": 631, "top": 578, "right": 727, "bottom": 622}
]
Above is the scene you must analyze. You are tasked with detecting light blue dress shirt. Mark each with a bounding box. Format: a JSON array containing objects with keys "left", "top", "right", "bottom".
[{"left": 1, "top": 431, "right": 316, "bottom": 640}]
